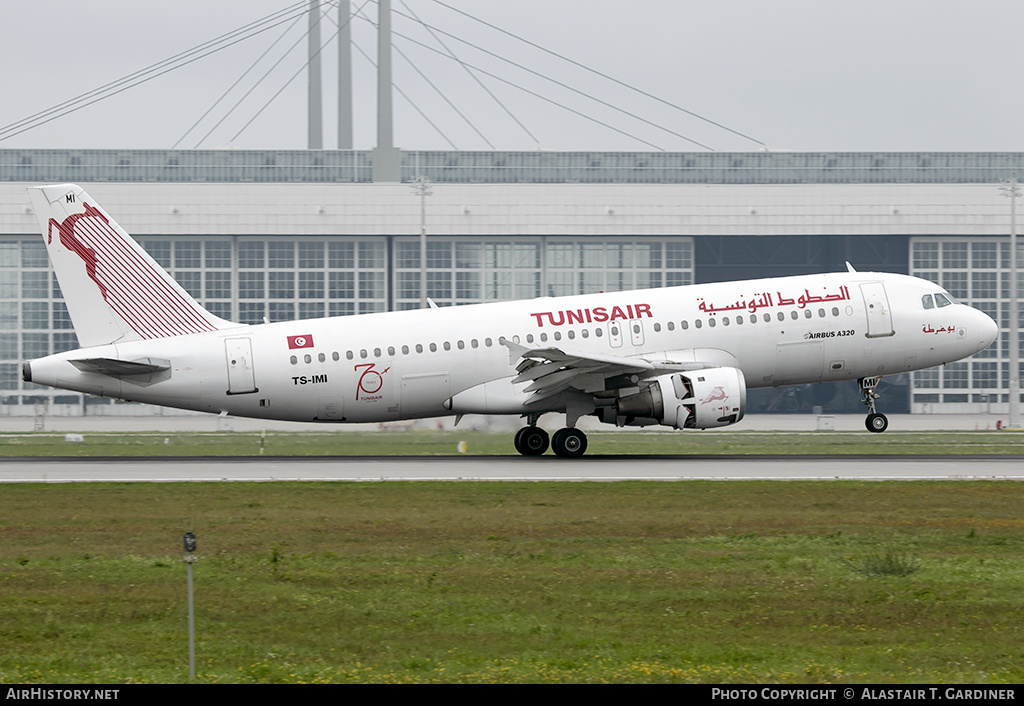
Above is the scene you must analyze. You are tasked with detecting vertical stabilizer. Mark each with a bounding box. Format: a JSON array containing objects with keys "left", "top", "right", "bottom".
[{"left": 28, "top": 184, "right": 234, "bottom": 347}]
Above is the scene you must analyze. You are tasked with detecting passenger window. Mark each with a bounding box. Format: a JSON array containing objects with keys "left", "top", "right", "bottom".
[
  {"left": 554, "top": 332, "right": 561, "bottom": 341},
  {"left": 681, "top": 321, "right": 688, "bottom": 330},
  {"left": 318, "top": 353, "right": 326, "bottom": 362},
  {"left": 567, "top": 330, "right": 576, "bottom": 339},
  {"left": 332, "top": 352, "right": 339, "bottom": 361},
  {"left": 708, "top": 318, "right": 716, "bottom": 328},
  {"left": 388, "top": 346, "right": 395, "bottom": 356},
  {"left": 402, "top": 345, "right": 410, "bottom": 354},
  {"left": 922, "top": 294, "right": 934, "bottom": 309},
  {"left": 582, "top": 329, "right": 589, "bottom": 338},
  {"left": 694, "top": 319, "right": 701, "bottom": 329},
  {"left": 653, "top": 323, "right": 661, "bottom": 332},
  {"left": 722, "top": 317, "right": 730, "bottom": 326},
  {"left": 290, "top": 355, "right": 297, "bottom": 365},
  {"left": 804, "top": 309, "right": 812, "bottom": 319},
  {"left": 429, "top": 343, "right": 437, "bottom": 352},
  {"left": 416, "top": 344, "right": 423, "bottom": 353},
  {"left": 346, "top": 350, "right": 353, "bottom": 360}
]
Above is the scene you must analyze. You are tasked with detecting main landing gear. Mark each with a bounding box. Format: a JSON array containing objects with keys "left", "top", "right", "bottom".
[
  {"left": 858, "top": 376, "right": 888, "bottom": 433},
  {"left": 513, "top": 425, "right": 549, "bottom": 456},
  {"left": 513, "top": 415, "right": 588, "bottom": 458}
]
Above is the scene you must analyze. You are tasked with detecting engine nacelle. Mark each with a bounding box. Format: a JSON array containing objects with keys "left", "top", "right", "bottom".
[{"left": 611, "top": 367, "right": 746, "bottom": 429}]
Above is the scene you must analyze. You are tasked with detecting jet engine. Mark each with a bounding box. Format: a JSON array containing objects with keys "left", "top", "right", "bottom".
[{"left": 606, "top": 367, "right": 746, "bottom": 429}]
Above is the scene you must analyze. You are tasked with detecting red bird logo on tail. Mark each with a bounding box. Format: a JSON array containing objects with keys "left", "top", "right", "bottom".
[{"left": 47, "top": 203, "right": 109, "bottom": 301}]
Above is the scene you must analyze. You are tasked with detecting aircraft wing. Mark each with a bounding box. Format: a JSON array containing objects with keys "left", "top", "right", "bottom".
[{"left": 503, "top": 340, "right": 709, "bottom": 405}]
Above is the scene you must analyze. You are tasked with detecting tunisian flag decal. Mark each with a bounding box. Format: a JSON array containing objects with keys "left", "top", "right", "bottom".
[{"left": 287, "top": 334, "right": 314, "bottom": 349}]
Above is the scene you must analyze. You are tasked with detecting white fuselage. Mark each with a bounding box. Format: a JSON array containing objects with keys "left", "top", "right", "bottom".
[{"left": 26, "top": 270, "right": 997, "bottom": 425}]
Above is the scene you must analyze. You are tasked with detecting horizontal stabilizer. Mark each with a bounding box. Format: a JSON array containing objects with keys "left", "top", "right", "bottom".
[{"left": 70, "top": 357, "right": 171, "bottom": 377}]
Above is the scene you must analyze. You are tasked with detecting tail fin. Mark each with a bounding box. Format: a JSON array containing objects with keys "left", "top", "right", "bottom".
[{"left": 28, "top": 184, "right": 234, "bottom": 347}]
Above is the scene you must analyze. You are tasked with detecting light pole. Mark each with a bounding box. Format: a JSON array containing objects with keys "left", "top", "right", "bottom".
[
  {"left": 1000, "top": 174, "right": 1021, "bottom": 428},
  {"left": 411, "top": 177, "right": 432, "bottom": 309}
]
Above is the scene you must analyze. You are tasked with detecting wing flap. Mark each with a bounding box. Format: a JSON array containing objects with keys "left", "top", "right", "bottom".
[{"left": 501, "top": 339, "right": 719, "bottom": 405}]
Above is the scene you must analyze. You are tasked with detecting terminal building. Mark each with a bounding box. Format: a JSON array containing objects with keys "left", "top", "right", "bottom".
[{"left": 0, "top": 148, "right": 1021, "bottom": 418}]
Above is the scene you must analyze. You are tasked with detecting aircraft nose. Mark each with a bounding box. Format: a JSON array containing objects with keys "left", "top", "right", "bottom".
[{"left": 976, "top": 307, "right": 999, "bottom": 351}]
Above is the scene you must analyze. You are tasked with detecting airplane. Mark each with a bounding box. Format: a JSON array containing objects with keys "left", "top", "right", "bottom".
[{"left": 22, "top": 184, "right": 999, "bottom": 457}]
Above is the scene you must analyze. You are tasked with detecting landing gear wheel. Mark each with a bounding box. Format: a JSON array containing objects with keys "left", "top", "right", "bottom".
[
  {"left": 551, "top": 428, "right": 588, "bottom": 458},
  {"left": 865, "top": 413, "right": 888, "bottom": 433},
  {"left": 858, "top": 376, "right": 889, "bottom": 434},
  {"left": 514, "top": 426, "right": 549, "bottom": 456}
]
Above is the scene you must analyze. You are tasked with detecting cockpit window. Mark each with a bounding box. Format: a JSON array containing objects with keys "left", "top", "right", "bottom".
[
  {"left": 934, "top": 293, "right": 952, "bottom": 308},
  {"left": 922, "top": 294, "right": 935, "bottom": 309}
]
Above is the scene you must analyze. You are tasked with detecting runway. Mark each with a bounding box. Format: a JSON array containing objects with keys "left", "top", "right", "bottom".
[{"left": 2, "top": 455, "right": 1023, "bottom": 483}]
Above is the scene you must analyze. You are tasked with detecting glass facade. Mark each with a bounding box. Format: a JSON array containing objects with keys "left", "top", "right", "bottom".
[
  {"left": 909, "top": 237, "right": 1023, "bottom": 411},
  {"left": 0, "top": 239, "right": 79, "bottom": 407},
  {"left": 392, "top": 237, "right": 692, "bottom": 309}
]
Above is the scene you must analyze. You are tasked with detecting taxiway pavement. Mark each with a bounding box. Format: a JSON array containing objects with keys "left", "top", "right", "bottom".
[{"left": 2, "top": 454, "right": 1022, "bottom": 483}]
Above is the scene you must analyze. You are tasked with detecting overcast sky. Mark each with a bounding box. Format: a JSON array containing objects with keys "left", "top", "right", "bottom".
[{"left": 3, "top": 0, "right": 1023, "bottom": 153}]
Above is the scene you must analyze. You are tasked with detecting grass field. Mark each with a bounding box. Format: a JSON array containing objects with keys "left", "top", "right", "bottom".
[
  {"left": 2, "top": 478, "right": 1024, "bottom": 684},
  {"left": 1, "top": 428, "right": 1024, "bottom": 457}
]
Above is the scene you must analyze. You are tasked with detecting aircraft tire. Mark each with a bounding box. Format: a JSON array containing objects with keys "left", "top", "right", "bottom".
[
  {"left": 515, "top": 426, "right": 549, "bottom": 456},
  {"left": 865, "top": 413, "right": 888, "bottom": 433},
  {"left": 552, "top": 428, "right": 588, "bottom": 458},
  {"left": 513, "top": 426, "right": 527, "bottom": 452}
]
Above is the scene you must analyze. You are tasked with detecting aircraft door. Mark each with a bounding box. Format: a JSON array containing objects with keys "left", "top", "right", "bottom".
[
  {"left": 225, "top": 337, "right": 258, "bottom": 394},
  {"left": 860, "top": 282, "right": 895, "bottom": 338}
]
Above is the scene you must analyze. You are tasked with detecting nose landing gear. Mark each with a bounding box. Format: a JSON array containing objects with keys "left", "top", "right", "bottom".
[{"left": 859, "top": 376, "right": 888, "bottom": 433}]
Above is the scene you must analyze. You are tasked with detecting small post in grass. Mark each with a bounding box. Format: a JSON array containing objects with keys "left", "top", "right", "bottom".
[{"left": 183, "top": 531, "right": 197, "bottom": 680}]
